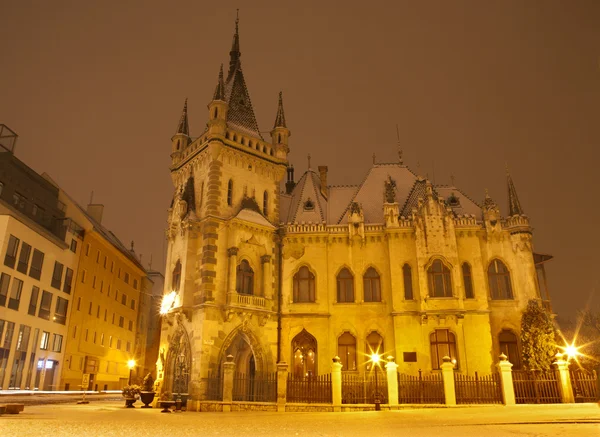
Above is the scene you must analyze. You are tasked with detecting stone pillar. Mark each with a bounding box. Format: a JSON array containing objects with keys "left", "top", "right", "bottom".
[
  {"left": 497, "top": 353, "right": 515, "bottom": 405},
  {"left": 440, "top": 356, "right": 456, "bottom": 406},
  {"left": 222, "top": 354, "right": 235, "bottom": 412},
  {"left": 261, "top": 255, "right": 272, "bottom": 299},
  {"left": 276, "top": 361, "right": 288, "bottom": 413},
  {"left": 385, "top": 356, "right": 399, "bottom": 408},
  {"left": 227, "top": 247, "right": 238, "bottom": 296},
  {"left": 332, "top": 356, "right": 343, "bottom": 412},
  {"left": 554, "top": 354, "right": 574, "bottom": 403}
]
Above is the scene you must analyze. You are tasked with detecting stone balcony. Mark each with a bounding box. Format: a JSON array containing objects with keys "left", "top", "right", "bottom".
[{"left": 227, "top": 292, "right": 267, "bottom": 309}]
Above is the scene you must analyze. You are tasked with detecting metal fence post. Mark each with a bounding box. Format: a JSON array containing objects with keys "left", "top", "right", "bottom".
[
  {"left": 222, "top": 354, "right": 235, "bottom": 412},
  {"left": 276, "top": 362, "right": 288, "bottom": 412},
  {"left": 385, "top": 356, "right": 399, "bottom": 408},
  {"left": 440, "top": 356, "right": 456, "bottom": 406},
  {"left": 332, "top": 356, "right": 343, "bottom": 412},
  {"left": 497, "top": 353, "right": 516, "bottom": 405},
  {"left": 554, "top": 354, "right": 574, "bottom": 403}
]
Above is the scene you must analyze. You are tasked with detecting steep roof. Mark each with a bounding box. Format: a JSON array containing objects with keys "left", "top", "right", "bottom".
[
  {"left": 175, "top": 98, "right": 189, "bottom": 136},
  {"left": 284, "top": 170, "right": 327, "bottom": 224}
]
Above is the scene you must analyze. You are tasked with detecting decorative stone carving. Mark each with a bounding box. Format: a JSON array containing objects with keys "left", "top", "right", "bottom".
[
  {"left": 227, "top": 247, "right": 239, "bottom": 257},
  {"left": 384, "top": 176, "right": 396, "bottom": 203},
  {"left": 260, "top": 255, "right": 271, "bottom": 264}
]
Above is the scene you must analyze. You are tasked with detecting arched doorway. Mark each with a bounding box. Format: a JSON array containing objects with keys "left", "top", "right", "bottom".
[
  {"left": 165, "top": 325, "right": 191, "bottom": 396},
  {"left": 225, "top": 332, "right": 256, "bottom": 376}
]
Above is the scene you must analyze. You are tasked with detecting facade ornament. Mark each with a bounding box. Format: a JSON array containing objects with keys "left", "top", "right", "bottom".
[
  {"left": 260, "top": 254, "right": 271, "bottom": 264},
  {"left": 227, "top": 247, "right": 239, "bottom": 257},
  {"left": 384, "top": 176, "right": 396, "bottom": 203}
]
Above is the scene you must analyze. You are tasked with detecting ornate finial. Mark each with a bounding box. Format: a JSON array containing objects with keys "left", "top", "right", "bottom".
[
  {"left": 396, "top": 124, "right": 403, "bottom": 165},
  {"left": 273, "top": 91, "right": 287, "bottom": 128},
  {"left": 175, "top": 98, "right": 189, "bottom": 136},
  {"left": 228, "top": 11, "right": 241, "bottom": 79},
  {"left": 384, "top": 175, "right": 396, "bottom": 203},
  {"left": 483, "top": 188, "right": 497, "bottom": 210},
  {"left": 506, "top": 168, "right": 524, "bottom": 216},
  {"left": 307, "top": 153, "right": 311, "bottom": 169},
  {"left": 213, "top": 65, "right": 226, "bottom": 101},
  {"left": 372, "top": 153, "right": 376, "bottom": 164}
]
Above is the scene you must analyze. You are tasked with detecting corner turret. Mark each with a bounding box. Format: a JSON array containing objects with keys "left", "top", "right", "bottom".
[
  {"left": 270, "top": 91, "right": 290, "bottom": 159},
  {"left": 207, "top": 65, "right": 228, "bottom": 136},
  {"left": 171, "top": 99, "right": 190, "bottom": 162}
]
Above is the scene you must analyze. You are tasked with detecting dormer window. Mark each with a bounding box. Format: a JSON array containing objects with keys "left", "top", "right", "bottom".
[
  {"left": 447, "top": 192, "right": 460, "bottom": 207},
  {"left": 304, "top": 199, "right": 314, "bottom": 211}
]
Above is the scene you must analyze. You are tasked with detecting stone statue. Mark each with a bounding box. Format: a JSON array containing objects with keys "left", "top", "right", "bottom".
[{"left": 384, "top": 176, "right": 396, "bottom": 203}]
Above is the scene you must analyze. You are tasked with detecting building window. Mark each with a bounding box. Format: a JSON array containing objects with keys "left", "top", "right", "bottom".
[
  {"left": 427, "top": 259, "right": 453, "bottom": 298},
  {"left": 126, "top": 341, "right": 131, "bottom": 352},
  {"left": 100, "top": 333, "right": 104, "bottom": 346},
  {"left": 29, "top": 249, "right": 44, "bottom": 280},
  {"left": 128, "top": 320, "right": 133, "bottom": 331},
  {"left": 133, "top": 279, "right": 138, "bottom": 290},
  {"left": 130, "top": 299, "right": 135, "bottom": 310},
  {"left": 227, "top": 179, "right": 233, "bottom": 206},
  {"left": 293, "top": 266, "right": 315, "bottom": 303},
  {"left": 17, "top": 242, "right": 32, "bottom": 274},
  {"left": 76, "top": 296, "right": 81, "bottom": 311},
  {"left": 52, "top": 334, "right": 63, "bottom": 352},
  {"left": 363, "top": 267, "right": 381, "bottom": 302},
  {"left": 73, "top": 326, "right": 77, "bottom": 338},
  {"left": 28, "top": 286, "right": 40, "bottom": 316},
  {"left": 38, "top": 291, "right": 52, "bottom": 320},
  {"left": 116, "top": 339, "right": 121, "bottom": 350},
  {"left": 430, "top": 329, "right": 458, "bottom": 370},
  {"left": 8, "top": 277, "right": 23, "bottom": 311},
  {"left": 121, "top": 294, "right": 127, "bottom": 306},
  {"left": 236, "top": 260, "right": 254, "bottom": 295},
  {"left": 85, "top": 329, "right": 88, "bottom": 341},
  {"left": 338, "top": 332, "right": 357, "bottom": 371},
  {"left": 40, "top": 331, "right": 50, "bottom": 350},
  {"left": 110, "top": 261, "right": 114, "bottom": 272},
  {"left": 64, "top": 268, "right": 74, "bottom": 294},
  {"left": 292, "top": 329, "right": 317, "bottom": 377},
  {"left": 109, "top": 335, "right": 113, "bottom": 348},
  {"left": 13, "top": 191, "right": 26, "bottom": 209},
  {"left": 96, "top": 250, "right": 100, "bottom": 263},
  {"left": 462, "top": 263, "right": 474, "bottom": 299},
  {"left": 85, "top": 243, "right": 90, "bottom": 256},
  {"left": 96, "top": 305, "right": 100, "bottom": 318},
  {"left": 51, "top": 261, "right": 64, "bottom": 289},
  {"left": 488, "top": 259, "right": 513, "bottom": 300},
  {"left": 499, "top": 330, "right": 521, "bottom": 369},
  {"left": 403, "top": 264, "right": 413, "bottom": 300},
  {"left": 4, "top": 235, "right": 20, "bottom": 268},
  {"left": 336, "top": 268, "right": 354, "bottom": 303},
  {"left": 88, "top": 302, "right": 92, "bottom": 315},
  {"left": 92, "top": 276, "right": 97, "bottom": 289},
  {"left": 70, "top": 239, "right": 77, "bottom": 253},
  {"left": 124, "top": 272, "right": 129, "bottom": 284},
  {"left": 172, "top": 260, "right": 181, "bottom": 292},
  {"left": 103, "top": 256, "right": 107, "bottom": 269},
  {"left": 0, "top": 272, "right": 10, "bottom": 306},
  {"left": 119, "top": 316, "right": 124, "bottom": 328},
  {"left": 263, "top": 191, "right": 268, "bottom": 215},
  {"left": 81, "top": 270, "right": 87, "bottom": 284}
]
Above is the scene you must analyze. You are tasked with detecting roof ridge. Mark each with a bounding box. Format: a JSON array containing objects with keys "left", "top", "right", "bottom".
[
  {"left": 335, "top": 165, "right": 375, "bottom": 224},
  {"left": 308, "top": 171, "right": 326, "bottom": 222}
]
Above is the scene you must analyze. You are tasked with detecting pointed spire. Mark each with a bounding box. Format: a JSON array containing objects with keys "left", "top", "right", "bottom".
[
  {"left": 176, "top": 98, "right": 189, "bottom": 136},
  {"left": 228, "top": 11, "right": 241, "bottom": 80},
  {"left": 213, "top": 64, "right": 226, "bottom": 101},
  {"left": 506, "top": 166, "right": 524, "bottom": 216},
  {"left": 273, "top": 91, "right": 287, "bottom": 128},
  {"left": 483, "top": 188, "right": 497, "bottom": 210}
]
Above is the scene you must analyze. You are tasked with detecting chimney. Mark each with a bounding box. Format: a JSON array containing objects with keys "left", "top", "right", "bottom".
[
  {"left": 87, "top": 204, "right": 104, "bottom": 224},
  {"left": 285, "top": 165, "right": 296, "bottom": 195},
  {"left": 318, "top": 166, "right": 328, "bottom": 198}
]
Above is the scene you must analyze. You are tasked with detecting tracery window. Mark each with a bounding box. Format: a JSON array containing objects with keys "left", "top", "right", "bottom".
[
  {"left": 236, "top": 260, "right": 254, "bottom": 295},
  {"left": 336, "top": 268, "right": 354, "bottom": 303},
  {"left": 403, "top": 264, "right": 413, "bottom": 300},
  {"left": 363, "top": 267, "right": 381, "bottom": 302},
  {"left": 338, "top": 332, "right": 357, "bottom": 371},
  {"left": 293, "top": 266, "right": 315, "bottom": 303},
  {"left": 427, "top": 259, "right": 452, "bottom": 298},
  {"left": 263, "top": 191, "right": 268, "bottom": 215},
  {"left": 430, "top": 329, "right": 458, "bottom": 370},
  {"left": 172, "top": 260, "right": 181, "bottom": 292},
  {"left": 488, "top": 259, "right": 513, "bottom": 300},
  {"left": 462, "top": 263, "right": 474, "bottom": 299},
  {"left": 292, "top": 329, "right": 317, "bottom": 377},
  {"left": 499, "top": 330, "right": 521, "bottom": 369},
  {"left": 227, "top": 179, "right": 233, "bottom": 206}
]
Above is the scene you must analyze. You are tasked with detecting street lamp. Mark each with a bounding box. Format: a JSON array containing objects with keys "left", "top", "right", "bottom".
[
  {"left": 127, "top": 359, "right": 136, "bottom": 385},
  {"left": 370, "top": 353, "right": 381, "bottom": 411}
]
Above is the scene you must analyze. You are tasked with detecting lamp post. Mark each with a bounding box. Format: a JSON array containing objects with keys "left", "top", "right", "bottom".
[
  {"left": 370, "top": 353, "right": 381, "bottom": 411},
  {"left": 127, "top": 359, "right": 136, "bottom": 385}
]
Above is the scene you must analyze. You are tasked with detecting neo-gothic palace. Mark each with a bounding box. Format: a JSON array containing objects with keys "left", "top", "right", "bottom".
[{"left": 156, "top": 18, "right": 552, "bottom": 399}]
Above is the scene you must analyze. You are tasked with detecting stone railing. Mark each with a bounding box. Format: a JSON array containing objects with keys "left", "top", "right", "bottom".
[
  {"left": 227, "top": 292, "right": 266, "bottom": 308},
  {"left": 503, "top": 215, "right": 530, "bottom": 228},
  {"left": 453, "top": 215, "right": 479, "bottom": 227}
]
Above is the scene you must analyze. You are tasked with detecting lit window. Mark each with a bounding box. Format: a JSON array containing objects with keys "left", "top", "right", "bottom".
[
  {"left": 338, "top": 332, "right": 357, "bottom": 371},
  {"left": 363, "top": 267, "right": 381, "bottom": 302},
  {"left": 336, "top": 268, "right": 354, "bottom": 303},
  {"left": 403, "top": 264, "right": 413, "bottom": 300},
  {"left": 236, "top": 260, "right": 254, "bottom": 295},
  {"left": 292, "top": 329, "right": 317, "bottom": 377},
  {"left": 427, "top": 259, "right": 452, "bottom": 298},
  {"left": 462, "top": 263, "right": 474, "bottom": 299},
  {"left": 293, "top": 266, "right": 315, "bottom": 303},
  {"left": 488, "top": 260, "right": 513, "bottom": 300},
  {"left": 430, "top": 329, "right": 458, "bottom": 370}
]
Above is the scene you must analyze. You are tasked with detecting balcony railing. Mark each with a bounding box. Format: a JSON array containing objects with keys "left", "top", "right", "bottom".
[{"left": 227, "top": 292, "right": 266, "bottom": 308}]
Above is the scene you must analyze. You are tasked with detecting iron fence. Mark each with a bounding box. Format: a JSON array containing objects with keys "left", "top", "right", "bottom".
[
  {"left": 454, "top": 371, "right": 503, "bottom": 404},
  {"left": 512, "top": 370, "right": 561, "bottom": 404},
  {"left": 341, "top": 371, "right": 388, "bottom": 404},
  {"left": 398, "top": 370, "right": 445, "bottom": 404},
  {"left": 233, "top": 372, "right": 277, "bottom": 402},
  {"left": 203, "top": 371, "right": 222, "bottom": 401},
  {"left": 570, "top": 369, "right": 598, "bottom": 403},
  {"left": 286, "top": 373, "right": 332, "bottom": 403}
]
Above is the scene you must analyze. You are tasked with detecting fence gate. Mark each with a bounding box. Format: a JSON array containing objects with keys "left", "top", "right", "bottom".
[
  {"left": 233, "top": 372, "right": 277, "bottom": 402},
  {"left": 286, "top": 373, "right": 332, "bottom": 403},
  {"left": 454, "top": 372, "right": 503, "bottom": 404},
  {"left": 570, "top": 370, "right": 598, "bottom": 403},
  {"left": 397, "top": 371, "right": 445, "bottom": 404},
  {"left": 512, "top": 370, "right": 561, "bottom": 404},
  {"left": 341, "top": 372, "right": 388, "bottom": 404},
  {"left": 203, "top": 371, "right": 223, "bottom": 401}
]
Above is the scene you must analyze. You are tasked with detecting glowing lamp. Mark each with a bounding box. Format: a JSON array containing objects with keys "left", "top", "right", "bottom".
[
  {"left": 564, "top": 344, "right": 579, "bottom": 359},
  {"left": 371, "top": 353, "right": 381, "bottom": 364},
  {"left": 127, "top": 359, "right": 136, "bottom": 370},
  {"left": 160, "top": 291, "right": 177, "bottom": 314}
]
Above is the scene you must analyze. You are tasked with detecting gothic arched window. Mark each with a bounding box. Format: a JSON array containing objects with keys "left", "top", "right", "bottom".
[
  {"left": 428, "top": 259, "right": 452, "bottom": 298},
  {"left": 293, "top": 266, "right": 315, "bottom": 303},
  {"left": 499, "top": 330, "right": 521, "bottom": 369},
  {"left": 338, "top": 332, "right": 357, "bottom": 371},
  {"left": 403, "top": 264, "right": 413, "bottom": 300},
  {"left": 488, "top": 259, "right": 513, "bottom": 300},
  {"left": 292, "top": 329, "right": 317, "bottom": 377},
  {"left": 263, "top": 191, "right": 268, "bottom": 215},
  {"left": 363, "top": 267, "right": 381, "bottom": 302},
  {"left": 366, "top": 331, "right": 384, "bottom": 358},
  {"left": 336, "top": 268, "right": 354, "bottom": 303},
  {"left": 462, "top": 263, "right": 474, "bottom": 299},
  {"left": 227, "top": 179, "right": 233, "bottom": 206},
  {"left": 236, "top": 260, "right": 254, "bottom": 295},
  {"left": 430, "top": 329, "right": 458, "bottom": 370},
  {"left": 172, "top": 260, "right": 181, "bottom": 292}
]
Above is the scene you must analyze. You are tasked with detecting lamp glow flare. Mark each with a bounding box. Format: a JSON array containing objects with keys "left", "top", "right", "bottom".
[{"left": 160, "top": 291, "right": 177, "bottom": 314}]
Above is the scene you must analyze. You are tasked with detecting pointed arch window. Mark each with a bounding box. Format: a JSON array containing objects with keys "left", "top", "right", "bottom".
[
  {"left": 293, "top": 266, "right": 315, "bottom": 303},
  {"left": 363, "top": 267, "right": 381, "bottom": 302},
  {"left": 263, "top": 191, "right": 268, "bottom": 215},
  {"left": 462, "top": 263, "right": 474, "bottom": 299},
  {"left": 488, "top": 259, "right": 513, "bottom": 300},
  {"left": 427, "top": 259, "right": 452, "bottom": 298},
  {"left": 236, "top": 260, "right": 254, "bottom": 295},
  {"left": 172, "top": 260, "right": 182, "bottom": 292},
  {"left": 430, "top": 329, "right": 458, "bottom": 370},
  {"left": 499, "top": 330, "right": 521, "bottom": 369},
  {"left": 403, "top": 264, "right": 413, "bottom": 300},
  {"left": 227, "top": 179, "right": 233, "bottom": 206},
  {"left": 292, "top": 329, "right": 317, "bottom": 377},
  {"left": 366, "top": 331, "right": 384, "bottom": 358},
  {"left": 336, "top": 268, "right": 354, "bottom": 303},
  {"left": 338, "top": 332, "right": 357, "bottom": 371}
]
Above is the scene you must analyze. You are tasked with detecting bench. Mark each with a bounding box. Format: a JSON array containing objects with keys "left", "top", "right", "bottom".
[{"left": 2, "top": 404, "right": 25, "bottom": 414}]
